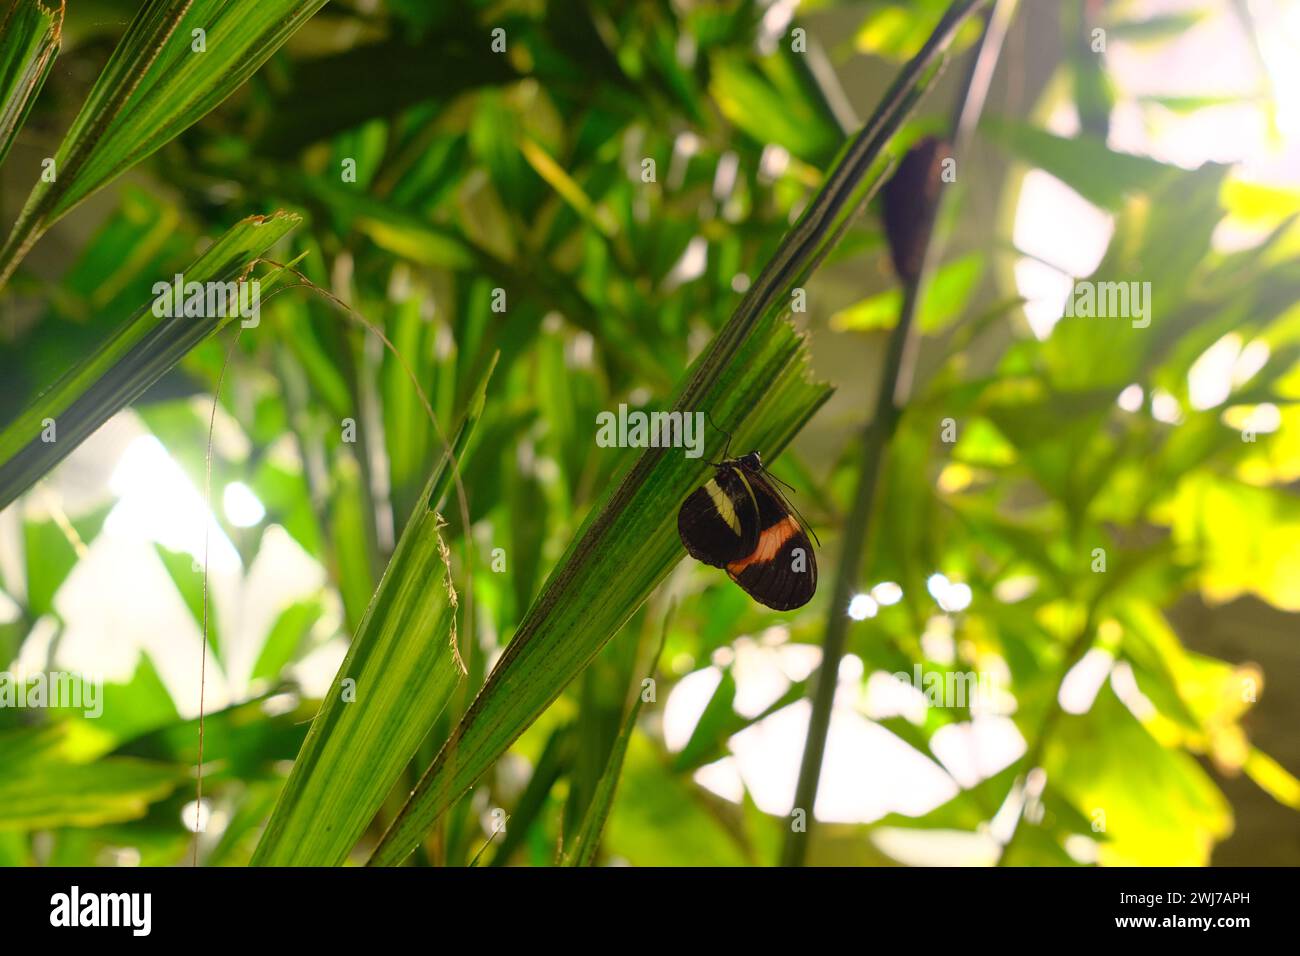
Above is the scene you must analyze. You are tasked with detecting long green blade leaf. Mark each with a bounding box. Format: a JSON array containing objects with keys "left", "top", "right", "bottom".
[
  {"left": 369, "top": 0, "right": 989, "bottom": 868},
  {"left": 0, "top": 724, "right": 182, "bottom": 830},
  {"left": 0, "top": 0, "right": 62, "bottom": 170},
  {"left": 0, "top": 0, "right": 328, "bottom": 287},
  {"left": 370, "top": 313, "right": 830, "bottom": 868},
  {"left": 250, "top": 368, "right": 493, "bottom": 866},
  {"left": 559, "top": 693, "right": 644, "bottom": 868},
  {"left": 0, "top": 210, "right": 301, "bottom": 510},
  {"left": 560, "top": 623, "right": 666, "bottom": 867}
]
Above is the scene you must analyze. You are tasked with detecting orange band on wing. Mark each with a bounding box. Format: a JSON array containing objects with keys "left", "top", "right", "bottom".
[{"left": 727, "top": 516, "right": 799, "bottom": 575}]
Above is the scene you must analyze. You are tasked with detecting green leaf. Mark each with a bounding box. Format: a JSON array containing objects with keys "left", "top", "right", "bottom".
[
  {"left": 154, "top": 543, "right": 222, "bottom": 665},
  {"left": 328, "top": 452, "right": 380, "bottom": 636},
  {"left": 602, "top": 734, "right": 749, "bottom": 866},
  {"left": 204, "top": 781, "right": 282, "bottom": 866},
  {"left": 18, "top": 503, "right": 109, "bottom": 619},
  {"left": 1244, "top": 747, "right": 1300, "bottom": 810},
  {"left": 1105, "top": 12, "right": 1205, "bottom": 44},
  {"left": 0, "top": 0, "right": 327, "bottom": 287},
  {"left": 1045, "top": 686, "right": 1231, "bottom": 865},
  {"left": 830, "top": 252, "right": 982, "bottom": 333},
  {"left": 22, "top": 520, "right": 76, "bottom": 620},
  {"left": 250, "top": 369, "right": 493, "bottom": 866},
  {"left": 855, "top": 0, "right": 983, "bottom": 63},
  {"left": 981, "top": 118, "right": 1178, "bottom": 211},
  {"left": 116, "top": 695, "right": 312, "bottom": 783},
  {"left": 75, "top": 653, "right": 181, "bottom": 754},
  {"left": 0, "top": 211, "right": 301, "bottom": 512},
  {"left": 0, "top": 726, "right": 182, "bottom": 830},
  {"left": 380, "top": 291, "right": 437, "bottom": 525},
  {"left": 0, "top": 0, "right": 62, "bottom": 171},
  {"left": 559, "top": 612, "right": 668, "bottom": 866},
  {"left": 709, "top": 50, "right": 843, "bottom": 167},
  {"left": 519, "top": 134, "right": 619, "bottom": 239},
  {"left": 673, "top": 667, "right": 739, "bottom": 771},
  {"left": 0, "top": 759, "right": 182, "bottom": 830},
  {"left": 1139, "top": 93, "right": 1251, "bottom": 114},
  {"left": 1161, "top": 471, "right": 1300, "bottom": 612},
  {"left": 368, "top": 0, "right": 988, "bottom": 865},
  {"left": 250, "top": 598, "right": 322, "bottom": 686},
  {"left": 671, "top": 669, "right": 808, "bottom": 773},
  {"left": 488, "top": 725, "right": 572, "bottom": 866},
  {"left": 560, "top": 679, "right": 649, "bottom": 866}
]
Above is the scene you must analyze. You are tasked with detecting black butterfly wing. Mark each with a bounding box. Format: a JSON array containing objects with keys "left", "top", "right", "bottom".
[
  {"left": 725, "top": 469, "right": 818, "bottom": 610},
  {"left": 677, "top": 465, "right": 759, "bottom": 568}
]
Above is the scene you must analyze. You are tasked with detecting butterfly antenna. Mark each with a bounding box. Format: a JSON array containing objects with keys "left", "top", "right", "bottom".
[
  {"left": 702, "top": 407, "right": 733, "bottom": 465},
  {"left": 765, "top": 470, "right": 798, "bottom": 493},
  {"left": 785, "top": 495, "right": 822, "bottom": 548}
]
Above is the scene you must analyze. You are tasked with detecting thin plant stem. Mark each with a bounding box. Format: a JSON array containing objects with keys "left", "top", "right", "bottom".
[{"left": 781, "top": 0, "right": 1016, "bottom": 868}]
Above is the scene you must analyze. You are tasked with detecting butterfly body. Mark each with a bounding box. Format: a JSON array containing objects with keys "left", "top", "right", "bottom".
[{"left": 677, "top": 452, "right": 817, "bottom": 610}]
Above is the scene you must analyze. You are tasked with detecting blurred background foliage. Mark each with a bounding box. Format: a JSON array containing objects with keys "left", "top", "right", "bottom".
[{"left": 0, "top": 0, "right": 1298, "bottom": 866}]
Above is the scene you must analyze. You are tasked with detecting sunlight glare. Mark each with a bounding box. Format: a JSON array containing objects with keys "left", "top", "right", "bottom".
[
  {"left": 1058, "top": 648, "right": 1115, "bottom": 715},
  {"left": 1013, "top": 169, "right": 1114, "bottom": 340},
  {"left": 1188, "top": 333, "right": 1242, "bottom": 410},
  {"left": 222, "top": 481, "right": 266, "bottom": 527},
  {"left": 871, "top": 581, "right": 903, "bottom": 605},
  {"left": 1117, "top": 383, "right": 1145, "bottom": 413},
  {"left": 106, "top": 435, "right": 240, "bottom": 573},
  {"left": 848, "top": 592, "right": 878, "bottom": 620}
]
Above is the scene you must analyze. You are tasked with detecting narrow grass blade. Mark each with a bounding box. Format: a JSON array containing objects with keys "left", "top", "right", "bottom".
[
  {"left": 785, "top": 0, "right": 1001, "bottom": 867},
  {"left": 0, "top": 211, "right": 301, "bottom": 511},
  {"left": 519, "top": 135, "right": 618, "bottom": 239},
  {"left": 370, "top": 293, "right": 837, "bottom": 863},
  {"left": 671, "top": 672, "right": 809, "bottom": 773},
  {"left": 560, "top": 620, "right": 667, "bottom": 867},
  {"left": 0, "top": 0, "right": 63, "bottom": 170},
  {"left": 370, "top": 0, "right": 987, "bottom": 870},
  {"left": 250, "top": 370, "right": 492, "bottom": 866},
  {"left": 559, "top": 692, "right": 643, "bottom": 867},
  {"left": 370, "top": 317, "right": 829, "bottom": 867},
  {"left": 488, "top": 725, "right": 572, "bottom": 866},
  {"left": 0, "top": 0, "right": 328, "bottom": 288}
]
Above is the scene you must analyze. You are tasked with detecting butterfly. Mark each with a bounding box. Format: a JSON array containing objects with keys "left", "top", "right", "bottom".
[{"left": 677, "top": 451, "right": 817, "bottom": 610}]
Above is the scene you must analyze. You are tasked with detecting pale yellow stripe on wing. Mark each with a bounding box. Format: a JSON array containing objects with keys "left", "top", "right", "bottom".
[{"left": 705, "top": 478, "right": 741, "bottom": 535}]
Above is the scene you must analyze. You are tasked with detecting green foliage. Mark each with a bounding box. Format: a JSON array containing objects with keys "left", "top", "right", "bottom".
[
  {"left": 0, "top": 212, "right": 302, "bottom": 511},
  {"left": 0, "top": 0, "right": 1296, "bottom": 870},
  {"left": 252, "top": 371, "right": 485, "bottom": 866},
  {"left": 0, "top": 0, "right": 62, "bottom": 171},
  {"left": 370, "top": 284, "right": 833, "bottom": 865},
  {"left": 0, "top": 0, "right": 328, "bottom": 286}
]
